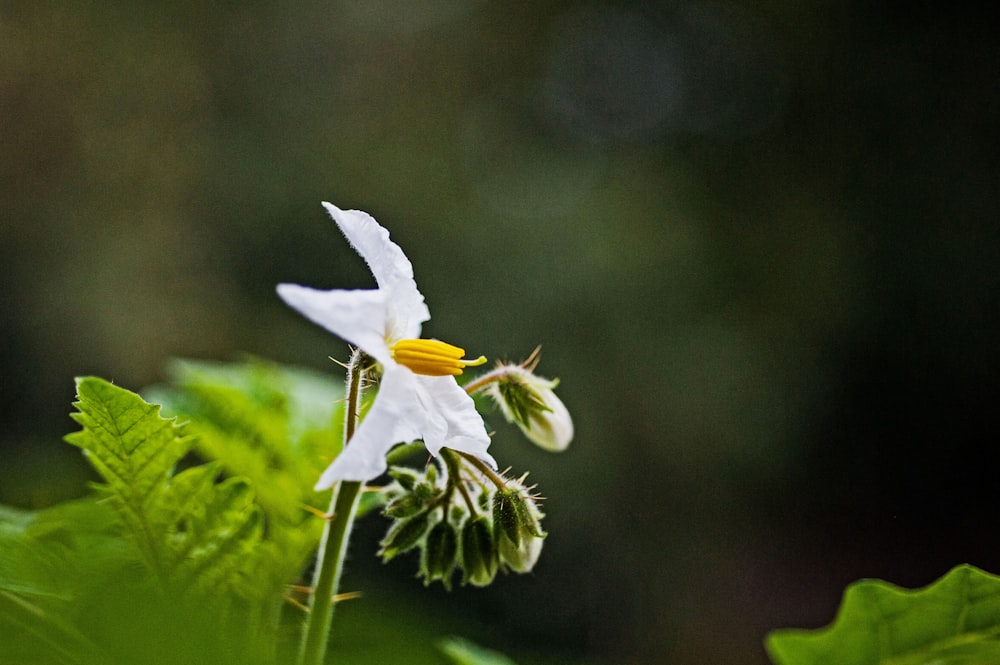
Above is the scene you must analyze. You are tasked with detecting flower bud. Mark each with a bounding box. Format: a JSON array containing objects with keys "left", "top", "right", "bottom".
[
  {"left": 461, "top": 516, "right": 498, "bottom": 587},
  {"left": 421, "top": 519, "right": 458, "bottom": 589},
  {"left": 383, "top": 466, "right": 442, "bottom": 518},
  {"left": 491, "top": 483, "right": 546, "bottom": 574},
  {"left": 492, "top": 486, "right": 544, "bottom": 546},
  {"left": 488, "top": 365, "right": 573, "bottom": 452},
  {"left": 388, "top": 466, "right": 422, "bottom": 492},
  {"left": 379, "top": 514, "right": 431, "bottom": 562},
  {"left": 383, "top": 493, "right": 426, "bottom": 518},
  {"left": 492, "top": 486, "right": 525, "bottom": 547},
  {"left": 497, "top": 529, "right": 543, "bottom": 573}
]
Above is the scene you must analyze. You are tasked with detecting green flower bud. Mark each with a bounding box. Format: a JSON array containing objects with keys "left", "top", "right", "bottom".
[
  {"left": 421, "top": 519, "right": 459, "bottom": 590},
  {"left": 461, "top": 517, "right": 498, "bottom": 587},
  {"left": 384, "top": 493, "right": 426, "bottom": 518},
  {"left": 492, "top": 485, "right": 545, "bottom": 546},
  {"left": 383, "top": 466, "right": 442, "bottom": 518},
  {"left": 379, "top": 514, "right": 431, "bottom": 562},
  {"left": 492, "top": 481, "right": 546, "bottom": 574},
  {"left": 388, "top": 466, "right": 422, "bottom": 491},
  {"left": 492, "top": 487, "right": 524, "bottom": 547},
  {"left": 476, "top": 487, "right": 491, "bottom": 512},
  {"left": 487, "top": 365, "right": 573, "bottom": 452},
  {"left": 497, "top": 529, "right": 543, "bottom": 573}
]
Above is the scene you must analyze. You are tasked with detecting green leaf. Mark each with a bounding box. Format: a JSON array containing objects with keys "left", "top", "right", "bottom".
[
  {"left": 148, "top": 358, "right": 341, "bottom": 523},
  {"left": 438, "top": 636, "right": 518, "bottom": 665},
  {"left": 0, "top": 497, "right": 131, "bottom": 665},
  {"left": 65, "top": 376, "right": 192, "bottom": 576},
  {"left": 766, "top": 564, "right": 1000, "bottom": 665},
  {"left": 66, "top": 377, "right": 191, "bottom": 494},
  {"left": 145, "top": 358, "right": 346, "bottom": 601},
  {"left": 0, "top": 590, "right": 107, "bottom": 665},
  {"left": 64, "top": 377, "right": 262, "bottom": 597}
]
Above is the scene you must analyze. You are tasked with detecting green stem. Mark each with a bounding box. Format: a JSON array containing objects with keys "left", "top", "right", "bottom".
[
  {"left": 441, "top": 448, "right": 479, "bottom": 516},
  {"left": 458, "top": 450, "right": 508, "bottom": 491},
  {"left": 297, "top": 350, "right": 366, "bottom": 665},
  {"left": 462, "top": 367, "right": 508, "bottom": 395}
]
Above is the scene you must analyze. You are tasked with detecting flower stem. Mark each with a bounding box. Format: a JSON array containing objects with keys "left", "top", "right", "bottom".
[
  {"left": 297, "top": 350, "right": 365, "bottom": 665},
  {"left": 458, "top": 450, "right": 508, "bottom": 491},
  {"left": 462, "top": 367, "right": 507, "bottom": 395},
  {"left": 441, "top": 448, "right": 479, "bottom": 516},
  {"left": 463, "top": 347, "right": 541, "bottom": 395}
]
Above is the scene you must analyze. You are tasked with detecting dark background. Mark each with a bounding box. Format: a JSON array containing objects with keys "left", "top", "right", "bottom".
[{"left": 3, "top": 3, "right": 999, "bottom": 664}]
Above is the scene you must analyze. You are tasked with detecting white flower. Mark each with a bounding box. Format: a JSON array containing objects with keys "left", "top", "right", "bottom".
[{"left": 277, "top": 202, "right": 495, "bottom": 488}]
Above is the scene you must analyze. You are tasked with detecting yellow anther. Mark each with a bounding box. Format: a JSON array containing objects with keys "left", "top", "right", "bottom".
[{"left": 390, "top": 339, "right": 487, "bottom": 377}]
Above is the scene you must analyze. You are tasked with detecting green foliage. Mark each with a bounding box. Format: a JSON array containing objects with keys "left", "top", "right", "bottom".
[
  {"left": 64, "top": 377, "right": 192, "bottom": 576},
  {"left": 148, "top": 359, "right": 339, "bottom": 594},
  {"left": 148, "top": 357, "right": 342, "bottom": 521},
  {"left": 1, "top": 362, "right": 569, "bottom": 664},
  {"left": 439, "top": 636, "right": 519, "bottom": 665},
  {"left": 0, "top": 499, "right": 120, "bottom": 665},
  {"left": 65, "top": 377, "right": 262, "bottom": 594},
  {"left": 0, "top": 365, "right": 349, "bottom": 664},
  {"left": 766, "top": 564, "right": 1000, "bottom": 665}
]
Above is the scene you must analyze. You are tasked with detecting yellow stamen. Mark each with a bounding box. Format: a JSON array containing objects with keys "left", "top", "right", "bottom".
[{"left": 390, "top": 339, "right": 487, "bottom": 377}]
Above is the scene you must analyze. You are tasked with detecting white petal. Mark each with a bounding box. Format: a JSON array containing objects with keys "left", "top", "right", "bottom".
[
  {"left": 314, "top": 366, "right": 423, "bottom": 487},
  {"left": 276, "top": 283, "right": 392, "bottom": 363},
  {"left": 322, "top": 203, "right": 430, "bottom": 340},
  {"left": 416, "top": 375, "right": 496, "bottom": 469},
  {"left": 525, "top": 391, "right": 574, "bottom": 452}
]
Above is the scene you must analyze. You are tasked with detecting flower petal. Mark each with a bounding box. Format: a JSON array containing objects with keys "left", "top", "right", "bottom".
[
  {"left": 322, "top": 203, "right": 430, "bottom": 340},
  {"left": 314, "top": 366, "right": 424, "bottom": 487},
  {"left": 525, "top": 392, "right": 574, "bottom": 452},
  {"left": 416, "top": 375, "right": 496, "bottom": 469},
  {"left": 276, "top": 284, "right": 392, "bottom": 363}
]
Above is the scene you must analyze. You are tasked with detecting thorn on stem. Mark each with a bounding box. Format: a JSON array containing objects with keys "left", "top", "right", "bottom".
[{"left": 302, "top": 504, "right": 335, "bottom": 520}]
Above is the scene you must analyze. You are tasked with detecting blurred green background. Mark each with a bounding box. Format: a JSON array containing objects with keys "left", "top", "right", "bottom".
[{"left": 3, "top": 2, "right": 998, "bottom": 664}]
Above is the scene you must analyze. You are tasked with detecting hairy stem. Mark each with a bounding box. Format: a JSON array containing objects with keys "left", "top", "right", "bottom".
[
  {"left": 297, "top": 350, "right": 365, "bottom": 665},
  {"left": 462, "top": 367, "right": 507, "bottom": 395},
  {"left": 458, "top": 450, "right": 508, "bottom": 491},
  {"left": 441, "top": 448, "right": 480, "bottom": 516}
]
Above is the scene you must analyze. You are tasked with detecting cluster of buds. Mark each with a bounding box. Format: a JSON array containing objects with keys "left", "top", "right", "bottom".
[{"left": 378, "top": 459, "right": 545, "bottom": 589}]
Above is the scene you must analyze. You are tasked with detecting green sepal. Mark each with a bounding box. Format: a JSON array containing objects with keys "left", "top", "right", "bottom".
[
  {"left": 379, "top": 514, "right": 431, "bottom": 562},
  {"left": 421, "top": 520, "right": 458, "bottom": 590},
  {"left": 497, "top": 376, "right": 552, "bottom": 429},
  {"left": 461, "top": 517, "right": 498, "bottom": 587},
  {"left": 388, "top": 466, "right": 422, "bottom": 492},
  {"left": 384, "top": 493, "right": 428, "bottom": 519},
  {"left": 491, "top": 488, "right": 524, "bottom": 547},
  {"left": 383, "top": 475, "right": 441, "bottom": 519},
  {"left": 517, "top": 493, "right": 545, "bottom": 540}
]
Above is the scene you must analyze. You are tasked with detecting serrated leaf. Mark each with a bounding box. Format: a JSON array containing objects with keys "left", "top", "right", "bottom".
[
  {"left": 64, "top": 377, "right": 263, "bottom": 598},
  {"left": 66, "top": 377, "right": 191, "bottom": 494},
  {"left": 148, "top": 358, "right": 342, "bottom": 523},
  {"left": 146, "top": 358, "right": 347, "bottom": 600},
  {"left": 766, "top": 564, "right": 1000, "bottom": 665},
  {"left": 171, "top": 477, "right": 262, "bottom": 593},
  {"left": 65, "top": 377, "right": 192, "bottom": 576}
]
